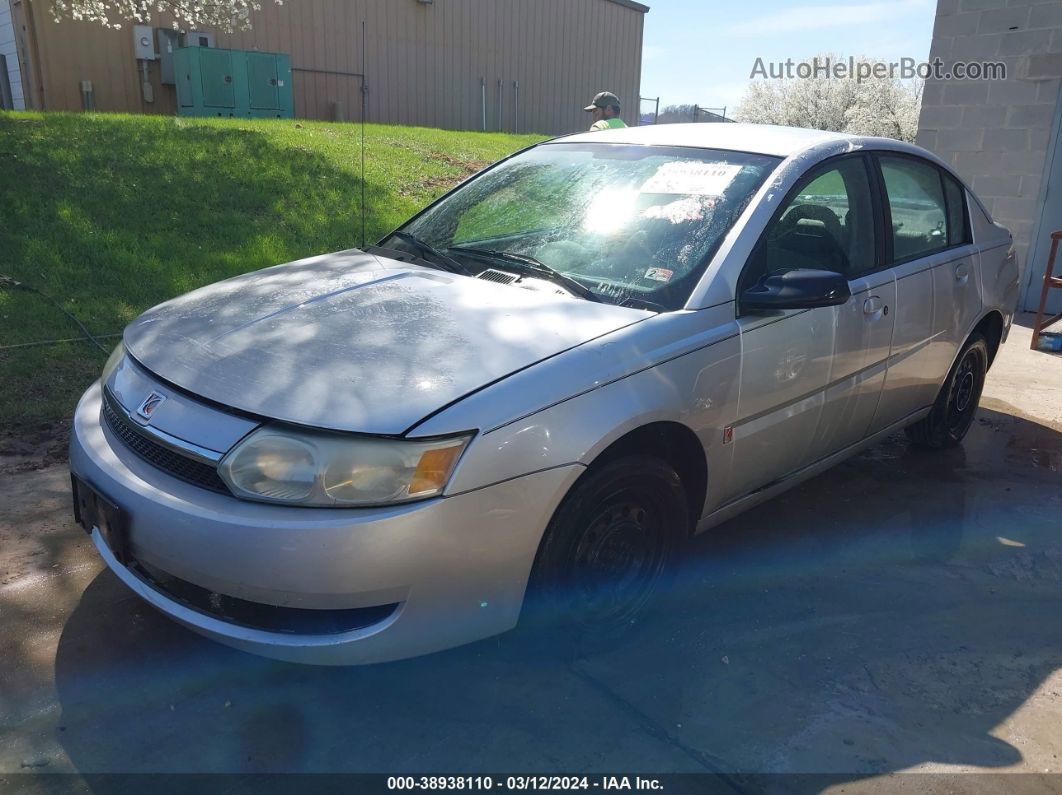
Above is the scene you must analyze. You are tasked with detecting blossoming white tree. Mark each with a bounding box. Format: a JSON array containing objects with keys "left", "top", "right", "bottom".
[
  {"left": 736, "top": 54, "right": 922, "bottom": 142},
  {"left": 48, "top": 0, "right": 282, "bottom": 31}
]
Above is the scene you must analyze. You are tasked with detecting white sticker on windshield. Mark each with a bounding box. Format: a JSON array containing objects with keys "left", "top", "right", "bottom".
[
  {"left": 644, "top": 267, "right": 674, "bottom": 283},
  {"left": 640, "top": 162, "right": 742, "bottom": 196}
]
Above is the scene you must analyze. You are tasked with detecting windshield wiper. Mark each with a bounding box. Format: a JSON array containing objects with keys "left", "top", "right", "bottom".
[
  {"left": 447, "top": 246, "right": 600, "bottom": 302},
  {"left": 385, "top": 231, "right": 471, "bottom": 275},
  {"left": 619, "top": 296, "right": 666, "bottom": 313}
]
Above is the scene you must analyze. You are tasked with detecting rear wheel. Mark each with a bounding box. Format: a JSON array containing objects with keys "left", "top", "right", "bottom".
[
  {"left": 905, "top": 333, "right": 988, "bottom": 449},
  {"left": 525, "top": 455, "right": 687, "bottom": 643}
]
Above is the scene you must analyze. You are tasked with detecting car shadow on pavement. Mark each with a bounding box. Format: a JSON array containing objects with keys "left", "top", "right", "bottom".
[{"left": 48, "top": 408, "right": 1062, "bottom": 783}]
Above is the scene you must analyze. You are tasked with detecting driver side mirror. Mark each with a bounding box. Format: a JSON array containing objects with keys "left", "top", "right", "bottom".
[{"left": 741, "top": 268, "right": 851, "bottom": 312}]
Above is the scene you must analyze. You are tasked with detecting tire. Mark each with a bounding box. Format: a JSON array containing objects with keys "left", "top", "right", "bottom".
[
  {"left": 904, "top": 332, "right": 988, "bottom": 449},
  {"left": 523, "top": 455, "right": 688, "bottom": 646}
]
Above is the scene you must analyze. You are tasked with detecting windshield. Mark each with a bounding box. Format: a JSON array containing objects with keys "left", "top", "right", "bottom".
[{"left": 395, "top": 143, "right": 780, "bottom": 310}]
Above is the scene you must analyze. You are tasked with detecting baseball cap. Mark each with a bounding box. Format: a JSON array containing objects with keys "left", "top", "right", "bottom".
[{"left": 584, "top": 91, "right": 620, "bottom": 112}]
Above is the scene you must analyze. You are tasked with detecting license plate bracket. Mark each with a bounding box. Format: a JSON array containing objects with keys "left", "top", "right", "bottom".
[{"left": 71, "top": 474, "right": 130, "bottom": 565}]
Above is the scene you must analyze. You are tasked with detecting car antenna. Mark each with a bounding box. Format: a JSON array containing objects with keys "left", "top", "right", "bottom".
[{"left": 361, "top": 18, "right": 367, "bottom": 250}]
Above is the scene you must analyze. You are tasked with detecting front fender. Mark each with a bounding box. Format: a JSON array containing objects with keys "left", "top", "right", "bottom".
[
  {"left": 426, "top": 308, "right": 742, "bottom": 516},
  {"left": 444, "top": 377, "right": 686, "bottom": 498}
]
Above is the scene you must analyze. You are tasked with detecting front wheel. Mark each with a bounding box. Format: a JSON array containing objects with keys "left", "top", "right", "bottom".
[
  {"left": 905, "top": 332, "right": 988, "bottom": 449},
  {"left": 524, "top": 455, "right": 688, "bottom": 643}
]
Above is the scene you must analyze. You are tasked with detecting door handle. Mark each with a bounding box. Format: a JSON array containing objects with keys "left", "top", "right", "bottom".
[
  {"left": 863, "top": 296, "right": 884, "bottom": 315},
  {"left": 955, "top": 262, "right": 970, "bottom": 283}
]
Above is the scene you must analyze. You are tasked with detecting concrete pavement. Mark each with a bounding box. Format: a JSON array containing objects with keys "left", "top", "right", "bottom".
[{"left": 1, "top": 317, "right": 1060, "bottom": 789}]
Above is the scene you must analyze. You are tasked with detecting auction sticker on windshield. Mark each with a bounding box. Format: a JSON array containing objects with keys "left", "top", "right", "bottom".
[{"left": 640, "top": 162, "right": 742, "bottom": 196}]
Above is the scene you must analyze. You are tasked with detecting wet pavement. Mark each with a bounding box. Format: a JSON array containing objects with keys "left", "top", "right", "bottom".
[{"left": 1, "top": 319, "right": 1060, "bottom": 790}]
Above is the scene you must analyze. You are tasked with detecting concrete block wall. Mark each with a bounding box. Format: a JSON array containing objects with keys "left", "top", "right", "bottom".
[
  {"left": 917, "top": 0, "right": 1062, "bottom": 307},
  {"left": 0, "top": 0, "right": 25, "bottom": 110}
]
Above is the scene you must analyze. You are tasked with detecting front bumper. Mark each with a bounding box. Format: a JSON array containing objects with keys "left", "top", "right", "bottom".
[{"left": 70, "top": 382, "right": 582, "bottom": 664}]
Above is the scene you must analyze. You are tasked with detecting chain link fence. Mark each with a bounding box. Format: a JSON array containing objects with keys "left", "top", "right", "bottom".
[{"left": 637, "top": 101, "right": 732, "bottom": 125}]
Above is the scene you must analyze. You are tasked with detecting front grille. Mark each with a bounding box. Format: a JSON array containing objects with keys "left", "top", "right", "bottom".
[
  {"left": 129, "top": 557, "right": 400, "bottom": 635},
  {"left": 102, "top": 390, "right": 230, "bottom": 494}
]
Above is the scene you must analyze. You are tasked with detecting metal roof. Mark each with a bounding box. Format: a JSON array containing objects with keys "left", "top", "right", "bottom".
[
  {"left": 556, "top": 122, "right": 859, "bottom": 157},
  {"left": 602, "top": 0, "right": 650, "bottom": 12}
]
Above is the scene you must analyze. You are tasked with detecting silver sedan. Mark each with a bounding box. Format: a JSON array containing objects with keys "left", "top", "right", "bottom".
[{"left": 69, "top": 123, "right": 1019, "bottom": 664}]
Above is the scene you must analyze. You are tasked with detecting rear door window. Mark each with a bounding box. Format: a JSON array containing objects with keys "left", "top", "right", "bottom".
[{"left": 878, "top": 155, "right": 950, "bottom": 262}]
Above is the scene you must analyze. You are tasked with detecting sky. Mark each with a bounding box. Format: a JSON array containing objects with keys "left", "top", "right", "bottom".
[{"left": 639, "top": 0, "right": 938, "bottom": 117}]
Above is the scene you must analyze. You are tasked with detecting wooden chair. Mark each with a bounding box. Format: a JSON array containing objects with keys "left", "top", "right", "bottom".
[{"left": 1030, "top": 229, "right": 1062, "bottom": 351}]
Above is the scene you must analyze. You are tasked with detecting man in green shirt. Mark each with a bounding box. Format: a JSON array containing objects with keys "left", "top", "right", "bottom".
[{"left": 584, "top": 91, "right": 628, "bottom": 131}]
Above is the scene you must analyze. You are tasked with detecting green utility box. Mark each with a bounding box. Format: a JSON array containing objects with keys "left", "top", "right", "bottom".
[{"left": 174, "top": 47, "right": 294, "bottom": 119}]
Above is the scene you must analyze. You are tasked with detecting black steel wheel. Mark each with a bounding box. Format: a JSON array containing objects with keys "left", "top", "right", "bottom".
[
  {"left": 905, "top": 332, "right": 988, "bottom": 449},
  {"left": 525, "top": 455, "right": 687, "bottom": 639}
]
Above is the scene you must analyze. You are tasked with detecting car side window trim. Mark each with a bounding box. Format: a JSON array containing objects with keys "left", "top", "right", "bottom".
[
  {"left": 860, "top": 151, "right": 889, "bottom": 279},
  {"left": 736, "top": 152, "right": 879, "bottom": 316}
]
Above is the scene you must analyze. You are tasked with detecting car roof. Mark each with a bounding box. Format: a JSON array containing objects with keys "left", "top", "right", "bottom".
[{"left": 553, "top": 122, "right": 860, "bottom": 158}]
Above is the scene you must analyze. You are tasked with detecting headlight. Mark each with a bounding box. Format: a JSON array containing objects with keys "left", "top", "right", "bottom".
[
  {"left": 101, "top": 343, "right": 124, "bottom": 384},
  {"left": 218, "top": 425, "right": 473, "bottom": 507}
]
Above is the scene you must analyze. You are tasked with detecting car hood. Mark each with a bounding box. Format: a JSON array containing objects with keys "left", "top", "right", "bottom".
[{"left": 123, "top": 250, "right": 650, "bottom": 435}]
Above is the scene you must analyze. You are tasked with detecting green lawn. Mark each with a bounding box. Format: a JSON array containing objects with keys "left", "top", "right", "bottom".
[{"left": 0, "top": 112, "right": 543, "bottom": 431}]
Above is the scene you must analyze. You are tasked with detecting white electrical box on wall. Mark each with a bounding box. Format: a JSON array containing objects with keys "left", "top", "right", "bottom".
[{"left": 133, "top": 24, "right": 156, "bottom": 60}]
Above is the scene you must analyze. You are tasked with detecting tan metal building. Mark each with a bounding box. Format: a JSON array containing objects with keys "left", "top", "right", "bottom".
[{"left": 1, "top": 0, "right": 647, "bottom": 135}]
